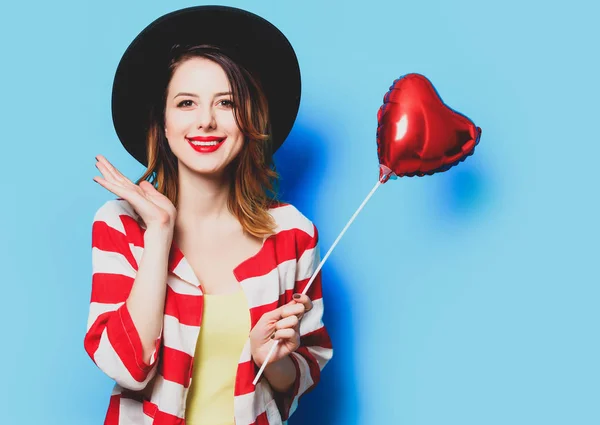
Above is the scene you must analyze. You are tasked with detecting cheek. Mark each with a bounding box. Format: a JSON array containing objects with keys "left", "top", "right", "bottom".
[
  {"left": 218, "top": 111, "right": 242, "bottom": 135},
  {"left": 165, "top": 110, "right": 193, "bottom": 132}
]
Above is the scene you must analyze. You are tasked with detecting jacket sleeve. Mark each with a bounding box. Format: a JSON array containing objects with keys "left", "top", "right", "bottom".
[
  {"left": 83, "top": 201, "right": 162, "bottom": 391},
  {"left": 276, "top": 223, "right": 334, "bottom": 421}
]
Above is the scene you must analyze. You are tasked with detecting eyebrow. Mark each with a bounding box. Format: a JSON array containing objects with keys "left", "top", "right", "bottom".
[{"left": 174, "top": 91, "right": 232, "bottom": 98}]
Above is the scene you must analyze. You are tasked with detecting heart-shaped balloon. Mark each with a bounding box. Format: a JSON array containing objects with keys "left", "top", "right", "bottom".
[{"left": 376, "top": 73, "right": 482, "bottom": 183}]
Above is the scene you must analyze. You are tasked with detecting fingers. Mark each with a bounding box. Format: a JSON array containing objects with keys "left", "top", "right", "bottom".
[
  {"left": 139, "top": 180, "right": 158, "bottom": 195},
  {"left": 259, "top": 304, "right": 302, "bottom": 336},
  {"left": 95, "top": 164, "right": 140, "bottom": 200},
  {"left": 281, "top": 294, "right": 313, "bottom": 321},
  {"left": 261, "top": 302, "right": 303, "bottom": 323},
  {"left": 275, "top": 314, "right": 298, "bottom": 330},
  {"left": 272, "top": 328, "right": 297, "bottom": 341},
  {"left": 262, "top": 307, "right": 283, "bottom": 323},
  {"left": 95, "top": 160, "right": 133, "bottom": 196},
  {"left": 292, "top": 293, "right": 313, "bottom": 314},
  {"left": 258, "top": 300, "right": 310, "bottom": 343},
  {"left": 282, "top": 302, "right": 305, "bottom": 317},
  {"left": 96, "top": 155, "right": 131, "bottom": 184},
  {"left": 95, "top": 155, "right": 124, "bottom": 184},
  {"left": 93, "top": 174, "right": 128, "bottom": 199},
  {"left": 94, "top": 155, "right": 145, "bottom": 200},
  {"left": 276, "top": 303, "right": 305, "bottom": 323}
]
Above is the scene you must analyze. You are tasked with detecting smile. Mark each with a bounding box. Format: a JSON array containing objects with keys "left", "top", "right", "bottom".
[
  {"left": 187, "top": 137, "right": 226, "bottom": 153},
  {"left": 190, "top": 141, "right": 220, "bottom": 146}
]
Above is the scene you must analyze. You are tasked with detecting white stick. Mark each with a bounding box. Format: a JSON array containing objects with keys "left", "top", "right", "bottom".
[{"left": 252, "top": 179, "right": 383, "bottom": 386}]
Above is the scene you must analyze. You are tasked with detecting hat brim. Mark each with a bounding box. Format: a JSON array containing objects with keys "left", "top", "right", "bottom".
[{"left": 111, "top": 6, "right": 301, "bottom": 167}]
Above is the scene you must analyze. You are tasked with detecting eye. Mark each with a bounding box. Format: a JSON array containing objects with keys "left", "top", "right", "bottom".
[
  {"left": 219, "top": 99, "right": 234, "bottom": 108},
  {"left": 177, "top": 100, "right": 194, "bottom": 108}
]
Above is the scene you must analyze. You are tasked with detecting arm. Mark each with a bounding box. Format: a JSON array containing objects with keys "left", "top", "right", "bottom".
[
  {"left": 126, "top": 225, "right": 172, "bottom": 361},
  {"left": 274, "top": 223, "right": 334, "bottom": 420},
  {"left": 262, "top": 354, "right": 297, "bottom": 393},
  {"left": 83, "top": 201, "right": 172, "bottom": 391}
]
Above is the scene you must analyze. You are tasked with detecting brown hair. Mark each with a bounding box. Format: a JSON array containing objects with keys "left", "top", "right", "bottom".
[{"left": 135, "top": 44, "right": 280, "bottom": 237}]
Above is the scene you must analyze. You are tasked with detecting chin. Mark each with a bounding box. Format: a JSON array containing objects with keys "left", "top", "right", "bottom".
[
  {"left": 182, "top": 157, "right": 234, "bottom": 177},
  {"left": 175, "top": 144, "right": 242, "bottom": 177}
]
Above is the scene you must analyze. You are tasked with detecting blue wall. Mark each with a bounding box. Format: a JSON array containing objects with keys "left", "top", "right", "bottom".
[{"left": 1, "top": 0, "right": 598, "bottom": 424}]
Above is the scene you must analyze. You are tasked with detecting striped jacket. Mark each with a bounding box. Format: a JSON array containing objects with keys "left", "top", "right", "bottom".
[{"left": 84, "top": 198, "right": 333, "bottom": 425}]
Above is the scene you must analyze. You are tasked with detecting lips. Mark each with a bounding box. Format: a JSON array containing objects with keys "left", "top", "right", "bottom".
[
  {"left": 186, "top": 136, "right": 226, "bottom": 154},
  {"left": 187, "top": 136, "right": 225, "bottom": 142}
]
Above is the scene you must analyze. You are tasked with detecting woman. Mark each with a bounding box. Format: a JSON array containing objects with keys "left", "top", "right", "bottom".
[{"left": 84, "top": 6, "right": 333, "bottom": 425}]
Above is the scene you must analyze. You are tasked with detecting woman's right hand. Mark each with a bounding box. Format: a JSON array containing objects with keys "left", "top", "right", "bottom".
[{"left": 93, "top": 154, "right": 177, "bottom": 231}]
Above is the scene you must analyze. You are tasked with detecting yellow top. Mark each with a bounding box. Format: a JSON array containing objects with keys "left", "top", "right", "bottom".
[{"left": 185, "top": 289, "right": 251, "bottom": 425}]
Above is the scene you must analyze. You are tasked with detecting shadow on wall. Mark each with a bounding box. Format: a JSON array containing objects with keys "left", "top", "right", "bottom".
[
  {"left": 275, "top": 122, "right": 360, "bottom": 425},
  {"left": 437, "top": 161, "right": 490, "bottom": 218},
  {"left": 273, "top": 122, "right": 328, "bottom": 220},
  {"left": 289, "top": 261, "right": 359, "bottom": 425},
  {"left": 425, "top": 152, "right": 493, "bottom": 228}
]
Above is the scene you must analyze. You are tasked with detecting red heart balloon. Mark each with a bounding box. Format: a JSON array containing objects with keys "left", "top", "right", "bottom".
[{"left": 376, "top": 73, "right": 482, "bottom": 183}]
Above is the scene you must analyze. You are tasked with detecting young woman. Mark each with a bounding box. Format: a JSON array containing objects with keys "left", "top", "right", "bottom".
[{"left": 84, "top": 6, "right": 333, "bottom": 425}]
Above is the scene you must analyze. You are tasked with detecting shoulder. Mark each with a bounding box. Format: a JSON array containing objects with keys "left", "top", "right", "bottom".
[
  {"left": 268, "top": 201, "right": 317, "bottom": 240},
  {"left": 93, "top": 198, "right": 142, "bottom": 235}
]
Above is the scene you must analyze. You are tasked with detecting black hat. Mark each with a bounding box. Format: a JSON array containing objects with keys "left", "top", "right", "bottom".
[{"left": 111, "top": 6, "right": 301, "bottom": 167}]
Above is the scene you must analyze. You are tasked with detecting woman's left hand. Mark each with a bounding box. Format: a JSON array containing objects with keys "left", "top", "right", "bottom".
[{"left": 250, "top": 294, "right": 313, "bottom": 368}]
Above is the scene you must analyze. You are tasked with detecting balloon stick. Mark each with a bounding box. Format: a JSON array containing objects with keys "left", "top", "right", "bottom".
[{"left": 252, "top": 179, "right": 383, "bottom": 385}]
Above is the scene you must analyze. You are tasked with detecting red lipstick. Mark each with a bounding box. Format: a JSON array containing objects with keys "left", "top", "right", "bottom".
[{"left": 186, "top": 136, "right": 226, "bottom": 154}]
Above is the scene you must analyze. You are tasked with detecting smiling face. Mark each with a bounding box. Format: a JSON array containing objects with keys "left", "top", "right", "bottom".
[
  {"left": 164, "top": 57, "right": 244, "bottom": 177},
  {"left": 136, "top": 45, "right": 278, "bottom": 237}
]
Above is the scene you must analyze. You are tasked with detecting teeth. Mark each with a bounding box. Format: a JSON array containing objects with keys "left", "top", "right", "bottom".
[{"left": 190, "top": 140, "right": 219, "bottom": 146}]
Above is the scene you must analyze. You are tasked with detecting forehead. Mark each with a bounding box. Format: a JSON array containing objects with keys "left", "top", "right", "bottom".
[{"left": 167, "top": 57, "right": 230, "bottom": 94}]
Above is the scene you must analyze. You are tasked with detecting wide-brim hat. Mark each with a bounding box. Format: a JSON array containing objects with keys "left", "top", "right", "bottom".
[{"left": 111, "top": 5, "right": 301, "bottom": 167}]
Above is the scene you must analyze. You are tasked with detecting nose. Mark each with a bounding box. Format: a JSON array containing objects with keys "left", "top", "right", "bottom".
[{"left": 196, "top": 104, "right": 216, "bottom": 130}]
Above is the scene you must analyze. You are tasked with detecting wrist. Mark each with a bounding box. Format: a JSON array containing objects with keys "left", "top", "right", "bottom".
[
  {"left": 251, "top": 351, "right": 286, "bottom": 375},
  {"left": 251, "top": 350, "right": 268, "bottom": 370},
  {"left": 262, "top": 355, "right": 297, "bottom": 394},
  {"left": 143, "top": 226, "right": 174, "bottom": 246},
  {"left": 262, "top": 354, "right": 284, "bottom": 372}
]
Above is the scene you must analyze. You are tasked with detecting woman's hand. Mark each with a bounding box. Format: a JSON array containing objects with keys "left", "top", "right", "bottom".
[
  {"left": 250, "top": 294, "right": 313, "bottom": 368},
  {"left": 93, "top": 154, "right": 177, "bottom": 231}
]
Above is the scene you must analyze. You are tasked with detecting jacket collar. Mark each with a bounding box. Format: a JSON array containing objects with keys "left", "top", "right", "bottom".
[{"left": 168, "top": 240, "right": 202, "bottom": 288}]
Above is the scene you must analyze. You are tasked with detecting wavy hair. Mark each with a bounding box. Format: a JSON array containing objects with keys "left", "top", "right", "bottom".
[{"left": 135, "top": 44, "right": 280, "bottom": 237}]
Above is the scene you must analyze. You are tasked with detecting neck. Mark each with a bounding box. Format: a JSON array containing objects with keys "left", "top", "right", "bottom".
[{"left": 175, "top": 163, "right": 233, "bottom": 225}]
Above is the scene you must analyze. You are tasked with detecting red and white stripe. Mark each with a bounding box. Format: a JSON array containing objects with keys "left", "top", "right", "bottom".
[{"left": 84, "top": 199, "right": 333, "bottom": 425}]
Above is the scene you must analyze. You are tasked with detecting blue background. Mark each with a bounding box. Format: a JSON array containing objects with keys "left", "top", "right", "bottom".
[{"left": 1, "top": 0, "right": 598, "bottom": 424}]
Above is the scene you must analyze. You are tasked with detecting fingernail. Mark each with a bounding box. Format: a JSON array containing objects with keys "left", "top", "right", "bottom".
[
  {"left": 95, "top": 156, "right": 98, "bottom": 161},
  {"left": 293, "top": 294, "right": 301, "bottom": 299}
]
